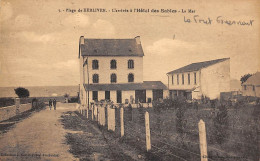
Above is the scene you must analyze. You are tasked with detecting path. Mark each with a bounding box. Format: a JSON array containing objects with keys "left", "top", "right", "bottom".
[{"left": 0, "top": 103, "right": 78, "bottom": 161}]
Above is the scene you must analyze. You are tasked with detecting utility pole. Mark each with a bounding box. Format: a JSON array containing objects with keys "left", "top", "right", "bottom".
[
  {"left": 87, "top": 57, "right": 90, "bottom": 108},
  {"left": 82, "top": 57, "right": 86, "bottom": 105},
  {"left": 83, "top": 57, "right": 89, "bottom": 107}
]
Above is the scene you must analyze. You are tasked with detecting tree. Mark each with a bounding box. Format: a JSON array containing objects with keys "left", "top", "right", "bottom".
[
  {"left": 64, "top": 93, "right": 70, "bottom": 98},
  {"left": 14, "top": 87, "right": 30, "bottom": 98},
  {"left": 240, "top": 73, "right": 252, "bottom": 84}
]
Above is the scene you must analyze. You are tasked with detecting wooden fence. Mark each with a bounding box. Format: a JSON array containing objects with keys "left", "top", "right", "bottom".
[{"left": 78, "top": 104, "right": 257, "bottom": 161}]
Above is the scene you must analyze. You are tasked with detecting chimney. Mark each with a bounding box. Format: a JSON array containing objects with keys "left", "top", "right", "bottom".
[
  {"left": 135, "top": 36, "right": 141, "bottom": 44},
  {"left": 80, "top": 36, "right": 84, "bottom": 45}
]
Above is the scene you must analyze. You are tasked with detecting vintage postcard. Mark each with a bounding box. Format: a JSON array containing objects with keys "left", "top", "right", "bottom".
[{"left": 0, "top": 0, "right": 259, "bottom": 161}]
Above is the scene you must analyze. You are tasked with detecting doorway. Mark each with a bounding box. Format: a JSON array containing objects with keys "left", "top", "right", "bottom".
[
  {"left": 105, "top": 91, "right": 110, "bottom": 100},
  {"left": 117, "top": 90, "right": 122, "bottom": 103},
  {"left": 153, "top": 89, "right": 163, "bottom": 101},
  {"left": 135, "top": 90, "right": 146, "bottom": 103},
  {"left": 92, "top": 91, "right": 98, "bottom": 101}
]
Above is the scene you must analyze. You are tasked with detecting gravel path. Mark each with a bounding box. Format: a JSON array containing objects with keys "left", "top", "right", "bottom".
[{"left": 0, "top": 103, "right": 78, "bottom": 161}]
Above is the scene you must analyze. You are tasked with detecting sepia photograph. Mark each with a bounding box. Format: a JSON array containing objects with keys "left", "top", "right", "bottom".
[{"left": 0, "top": 0, "right": 259, "bottom": 160}]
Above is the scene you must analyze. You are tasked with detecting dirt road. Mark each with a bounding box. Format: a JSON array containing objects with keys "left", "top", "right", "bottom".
[{"left": 0, "top": 103, "right": 78, "bottom": 161}]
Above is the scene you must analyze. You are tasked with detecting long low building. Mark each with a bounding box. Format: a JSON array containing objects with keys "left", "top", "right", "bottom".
[
  {"left": 166, "top": 58, "right": 231, "bottom": 100},
  {"left": 78, "top": 36, "right": 167, "bottom": 106}
]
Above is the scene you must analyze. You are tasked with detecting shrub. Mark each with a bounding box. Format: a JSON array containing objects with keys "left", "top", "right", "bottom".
[
  {"left": 213, "top": 104, "right": 229, "bottom": 144},
  {"left": 176, "top": 105, "right": 187, "bottom": 136},
  {"left": 14, "top": 87, "right": 30, "bottom": 98},
  {"left": 69, "top": 97, "right": 79, "bottom": 103}
]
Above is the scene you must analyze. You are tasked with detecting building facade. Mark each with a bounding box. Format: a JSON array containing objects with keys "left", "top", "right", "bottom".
[
  {"left": 79, "top": 36, "right": 167, "bottom": 106},
  {"left": 167, "top": 58, "right": 230, "bottom": 100},
  {"left": 242, "top": 72, "right": 260, "bottom": 97}
]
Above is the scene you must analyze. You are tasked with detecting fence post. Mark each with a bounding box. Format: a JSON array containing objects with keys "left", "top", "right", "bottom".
[
  {"left": 120, "top": 107, "right": 124, "bottom": 137},
  {"left": 100, "top": 106, "right": 105, "bottom": 126},
  {"left": 15, "top": 98, "right": 20, "bottom": 115},
  {"left": 145, "top": 111, "right": 151, "bottom": 151},
  {"left": 198, "top": 119, "right": 208, "bottom": 161},
  {"left": 107, "top": 106, "right": 110, "bottom": 130},
  {"left": 86, "top": 106, "right": 89, "bottom": 119},
  {"left": 97, "top": 105, "right": 100, "bottom": 124},
  {"left": 108, "top": 106, "right": 115, "bottom": 131},
  {"left": 92, "top": 104, "right": 94, "bottom": 120}
]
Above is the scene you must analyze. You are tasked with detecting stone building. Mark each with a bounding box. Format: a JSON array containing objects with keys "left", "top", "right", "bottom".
[{"left": 78, "top": 36, "right": 167, "bottom": 106}]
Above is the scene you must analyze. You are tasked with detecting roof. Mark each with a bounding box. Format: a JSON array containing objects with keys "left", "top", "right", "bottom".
[
  {"left": 169, "top": 86, "right": 199, "bottom": 92},
  {"left": 167, "top": 58, "right": 230, "bottom": 74},
  {"left": 80, "top": 37, "right": 144, "bottom": 57},
  {"left": 242, "top": 72, "right": 260, "bottom": 85},
  {"left": 83, "top": 81, "right": 167, "bottom": 91}
]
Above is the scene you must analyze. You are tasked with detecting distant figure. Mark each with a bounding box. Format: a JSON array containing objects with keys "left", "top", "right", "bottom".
[
  {"left": 53, "top": 99, "right": 57, "bottom": 110},
  {"left": 49, "top": 99, "right": 52, "bottom": 110}
]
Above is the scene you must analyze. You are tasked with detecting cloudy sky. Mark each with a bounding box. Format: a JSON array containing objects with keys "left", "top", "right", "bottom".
[{"left": 0, "top": 0, "right": 259, "bottom": 87}]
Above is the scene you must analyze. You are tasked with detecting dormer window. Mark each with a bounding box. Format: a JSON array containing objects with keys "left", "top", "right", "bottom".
[
  {"left": 128, "top": 59, "right": 134, "bottom": 69},
  {"left": 92, "top": 60, "right": 99, "bottom": 70},
  {"left": 110, "top": 59, "right": 117, "bottom": 69}
]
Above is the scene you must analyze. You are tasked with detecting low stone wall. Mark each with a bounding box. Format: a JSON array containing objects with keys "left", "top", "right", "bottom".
[
  {"left": 19, "top": 104, "right": 32, "bottom": 113},
  {"left": 0, "top": 105, "right": 17, "bottom": 122},
  {"left": 0, "top": 98, "right": 32, "bottom": 122}
]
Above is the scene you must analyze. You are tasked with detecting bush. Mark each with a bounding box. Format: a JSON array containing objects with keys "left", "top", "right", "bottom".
[
  {"left": 213, "top": 104, "right": 229, "bottom": 144},
  {"left": 69, "top": 97, "right": 79, "bottom": 103},
  {"left": 176, "top": 105, "right": 187, "bottom": 135},
  {"left": 14, "top": 87, "right": 30, "bottom": 98}
]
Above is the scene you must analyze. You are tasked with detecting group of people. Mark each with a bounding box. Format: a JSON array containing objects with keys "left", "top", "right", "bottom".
[{"left": 49, "top": 99, "right": 57, "bottom": 110}]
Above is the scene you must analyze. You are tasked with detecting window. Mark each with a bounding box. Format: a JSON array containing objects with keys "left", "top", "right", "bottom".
[
  {"left": 177, "top": 74, "right": 179, "bottom": 85},
  {"left": 92, "top": 74, "right": 99, "bottom": 83},
  {"left": 172, "top": 75, "right": 174, "bottom": 85},
  {"left": 182, "top": 74, "right": 184, "bottom": 85},
  {"left": 194, "top": 72, "right": 197, "bottom": 85},
  {"left": 244, "top": 85, "right": 247, "bottom": 90},
  {"left": 111, "top": 73, "right": 117, "bottom": 83},
  {"left": 128, "top": 73, "right": 134, "bottom": 82},
  {"left": 128, "top": 59, "right": 134, "bottom": 69},
  {"left": 253, "top": 86, "right": 255, "bottom": 91},
  {"left": 110, "top": 59, "right": 117, "bottom": 69},
  {"left": 188, "top": 73, "right": 190, "bottom": 85},
  {"left": 92, "top": 60, "right": 99, "bottom": 69},
  {"left": 92, "top": 91, "right": 98, "bottom": 101}
]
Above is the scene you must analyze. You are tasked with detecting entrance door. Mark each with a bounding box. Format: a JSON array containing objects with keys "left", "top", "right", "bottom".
[
  {"left": 117, "top": 90, "right": 122, "bottom": 103},
  {"left": 105, "top": 91, "right": 110, "bottom": 100},
  {"left": 135, "top": 90, "right": 146, "bottom": 103},
  {"left": 153, "top": 89, "right": 163, "bottom": 101},
  {"left": 93, "top": 91, "right": 98, "bottom": 101},
  {"left": 186, "top": 92, "right": 192, "bottom": 100}
]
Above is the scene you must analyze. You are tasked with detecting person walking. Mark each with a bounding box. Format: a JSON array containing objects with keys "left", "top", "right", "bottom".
[
  {"left": 53, "top": 99, "right": 57, "bottom": 110},
  {"left": 49, "top": 99, "right": 52, "bottom": 110}
]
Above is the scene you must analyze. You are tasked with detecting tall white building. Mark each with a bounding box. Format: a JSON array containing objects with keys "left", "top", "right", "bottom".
[
  {"left": 79, "top": 36, "right": 167, "bottom": 106},
  {"left": 167, "top": 58, "right": 230, "bottom": 100}
]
